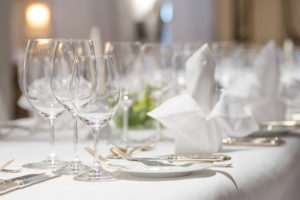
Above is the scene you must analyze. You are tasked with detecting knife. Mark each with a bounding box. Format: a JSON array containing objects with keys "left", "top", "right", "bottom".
[
  {"left": 126, "top": 154, "right": 231, "bottom": 163},
  {"left": 0, "top": 173, "right": 60, "bottom": 195},
  {"left": 222, "top": 137, "right": 285, "bottom": 146}
]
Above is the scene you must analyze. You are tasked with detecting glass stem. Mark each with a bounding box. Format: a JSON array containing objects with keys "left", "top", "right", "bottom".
[
  {"left": 154, "top": 99, "right": 161, "bottom": 142},
  {"left": 48, "top": 118, "right": 57, "bottom": 162},
  {"left": 122, "top": 106, "right": 129, "bottom": 146},
  {"left": 92, "top": 127, "right": 102, "bottom": 170},
  {"left": 72, "top": 117, "right": 79, "bottom": 162},
  {"left": 155, "top": 120, "right": 161, "bottom": 141}
]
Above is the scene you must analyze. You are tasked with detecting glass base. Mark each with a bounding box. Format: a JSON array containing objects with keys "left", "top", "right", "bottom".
[
  {"left": 52, "top": 161, "right": 90, "bottom": 175},
  {"left": 74, "top": 167, "right": 119, "bottom": 182},
  {"left": 22, "top": 159, "right": 67, "bottom": 170}
]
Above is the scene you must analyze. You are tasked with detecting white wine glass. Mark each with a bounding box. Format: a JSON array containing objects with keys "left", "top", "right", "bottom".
[
  {"left": 104, "top": 41, "right": 143, "bottom": 146},
  {"left": 142, "top": 43, "right": 173, "bottom": 143},
  {"left": 50, "top": 39, "right": 95, "bottom": 175},
  {"left": 22, "top": 39, "right": 67, "bottom": 169},
  {"left": 70, "top": 55, "right": 120, "bottom": 182}
]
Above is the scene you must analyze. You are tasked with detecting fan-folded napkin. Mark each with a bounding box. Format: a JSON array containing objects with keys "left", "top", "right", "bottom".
[
  {"left": 148, "top": 44, "right": 258, "bottom": 155},
  {"left": 227, "top": 41, "right": 286, "bottom": 123}
]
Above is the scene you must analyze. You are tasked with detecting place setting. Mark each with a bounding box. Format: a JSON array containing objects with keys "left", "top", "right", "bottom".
[
  {"left": 0, "top": 39, "right": 237, "bottom": 192},
  {"left": 1, "top": 38, "right": 300, "bottom": 198},
  {"left": 2, "top": 1, "right": 300, "bottom": 199},
  {"left": 1, "top": 39, "right": 297, "bottom": 186}
]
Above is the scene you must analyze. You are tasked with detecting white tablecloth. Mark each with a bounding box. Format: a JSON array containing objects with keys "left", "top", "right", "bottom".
[{"left": 1, "top": 118, "right": 300, "bottom": 200}]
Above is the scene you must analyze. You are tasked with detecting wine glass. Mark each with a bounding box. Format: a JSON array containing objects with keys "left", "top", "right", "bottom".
[
  {"left": 22, "top": 39, "right": 67, "bottom": 169},
  {"left": 70, "top": 55, "right": 120, "bottom": 182},
  {"left": 50, "top": 39, "right": 95, "bottom": 175},
  {"left": 18, "top": 54, "right": 43, "bottom": 132},
  {"left": 142, "top": 43, "right": 173, "bottom": 142},
  {"left": 104, "top": 41, "right": 143, "bottom": 146},
  {"left": 172, "top": 47, "right": 197, "bottom": 94}
]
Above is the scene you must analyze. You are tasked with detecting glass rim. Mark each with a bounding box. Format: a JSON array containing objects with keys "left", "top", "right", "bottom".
[
  {"left": 75, "top": 55, "right": 115, "bottom": 59},
  {"left": 28, "top": 38, "right": 93, "bottom": 43},
  {"left": 105, "top": 41, "right": 142, "bottom": 46},
  {"left": 141, "top": 42, "right": 173, "bottom": 51},
  {"left": 142, "top": 42, "right": 172, "bottom": 47}
]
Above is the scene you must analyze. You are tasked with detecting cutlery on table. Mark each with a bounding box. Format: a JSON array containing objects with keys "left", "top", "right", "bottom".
[
  {"left": 0, "top": 169, "right": 22, "bottom": 173},
  {"left": 138, "top": 160, "right": 232, "bottom": 168},
  {"left": 222, "top": 137, "right": 285, "bottom": 146},
  {"left": 84, "top": 146, "right": 231, "bottom": 163},
  {"left": 0, "top": 160, "right": 22, "bottom": 173},
  {"left": 0, "top": 160, "right": 14, "bottom": 171},
  {"left": 84, "top": 146, "right": 108, "bottom": 162},
  {"left": 126, "top": 154, "right": 231, "bottom": 163},
  {"left": 108, "top": 145, "right": 153, "bottom": 158},
  {"left": 0, "top": 173, "right": 60, "bottom": 195}
]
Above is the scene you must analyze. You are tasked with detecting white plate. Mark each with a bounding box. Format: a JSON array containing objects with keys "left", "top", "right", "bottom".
[{"left": 107, "top": 159, "right": 214, "bottom": 178}]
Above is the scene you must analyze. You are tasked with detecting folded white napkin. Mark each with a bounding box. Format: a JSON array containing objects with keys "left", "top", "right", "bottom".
[
  {"left": 281, "top": 69, "right": 300, "bottom": 113},
  {"left": 148, "top": 44, "right": 258, "bottom": 155},
  {"left": 227, "top": 41, "right": 286, "bottom": 123}
]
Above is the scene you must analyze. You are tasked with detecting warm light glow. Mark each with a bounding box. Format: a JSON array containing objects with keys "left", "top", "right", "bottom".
[
  {"left": 26, "top": 3, "right": 50, "bottom": 28},
  {"left": 37, "top": 38, "right": 51, "bottom": 44},
  {"left": 130, "top": 0, "right": 156, "bottom": 22}
]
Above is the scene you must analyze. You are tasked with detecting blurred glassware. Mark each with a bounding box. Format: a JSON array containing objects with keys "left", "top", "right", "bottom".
[
  {"left": 51, "top": 39, "right": 95, "bottom": 175},
  {"left": 210, "top": 41, "right": 237, "bottom": 88},
  {"left": 70, "top": 55, "right": 120, "bottom": 182},
  {"left": 170, "top": 41, "right": 204, "bottom": 95},
  {"left": 211, "top": 41, "right": 262, "bottom": 89},
  {"left": 17, "top": 54, "right": 45, "bottom": 133},
  {"left": 281, "top": 43, "right": 300, "bottom": 118},
  {"left": 142, "top": 43, "right": 173, "bottom": 143},
  {"left": 171, "top": 44, "right": 202, "bottom": 94},
  {"left": 17, "top": 55, "right": 70, "bottom": 133},
  {"left": 22, "top": 39, "right": 66, "bottom": 170},
  {"left": 104, "top": 41, "right": 143, "bottom": 146}
]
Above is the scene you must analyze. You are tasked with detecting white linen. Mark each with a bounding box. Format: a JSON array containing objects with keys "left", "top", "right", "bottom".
[
  {"left": 281, "top": 68, "right": 300, "bottom": 113},
  {"left": 228, "top": 41, "right": 286, "bottom": 123},
  {"left": 148, "top": 44, "right": 257, "bottom": 155},
  {"left": 1, "top": 118, "right": 300, "bottom": 200}
]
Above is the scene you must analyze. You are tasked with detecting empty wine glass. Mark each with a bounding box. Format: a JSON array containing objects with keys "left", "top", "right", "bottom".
[
  {"left": 22, "top": 39, "right": 67, "bottom": 169},
  {"left": 104, "top": 41, "right": 143, "bottom": 146},
  {"left": 142, "top": 43, "right": 173, "bottom": 142},
  {"left": 50, "top": 39, "right": 95, "bottom": 175},
  {"left": 70, "top": 55, "right": 120, "bottom": 182},
  {"left": 172, "top": 49, "right": 195, "bottom": 94},
  {"left": 18, "top": 54, "right": 43, "bottom": 133}
]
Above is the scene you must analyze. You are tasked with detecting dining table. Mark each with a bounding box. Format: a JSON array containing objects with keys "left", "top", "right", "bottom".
[{"left": 1, "top": 117, "right": 300, "bottom": 200}]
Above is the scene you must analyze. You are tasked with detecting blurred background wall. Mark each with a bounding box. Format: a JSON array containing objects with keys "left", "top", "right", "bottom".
[
  {"left": 0, "top": 0, "right": 13, "bottom": 120},
  {"left": 1, "top": 0, "right": 300, "bottom": 120}
]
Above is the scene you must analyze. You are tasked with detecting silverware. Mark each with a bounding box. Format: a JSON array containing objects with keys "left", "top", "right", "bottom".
[
  {"left": 222, "top": 137, "right": 285, "bottom": 146},
  {"left": 108, "top": 145, "right": 153, "bottom": 158},
  {"left": 126, "top": 154, "right": 231, "bottom": 163},
  {"left": 0, "top": 173, "right": 60, "bottom": 195},
  {"left": 0, "top": 173, "right": 44, "bottom": 183},
  {"left": 84, "top": 146, "right": 108, "bottom": 162},
  {"left": 0, "top": 160, "right": 14, "bottom": 171},
  {"left": 108, "top": 144, "right": 231, "bottom": 163},
  {"left": 260, "top": 120, "right": 300, "bottom": 130},
  {"left": 0, "top": 169, "right": 22, "bottom": 173},
  {"left": 123, "top": 159, "right": 233, "bottom": 168},
  {"left": 0, "top": 160, "right": 22, "bottom": 173},
  {"left": 109, "top": 145, "right": 130, "bottom": 158}
]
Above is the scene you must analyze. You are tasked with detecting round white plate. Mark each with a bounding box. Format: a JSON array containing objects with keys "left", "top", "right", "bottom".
[{"left": 107, "top": 159, "right": 214, "bottom": 178}]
